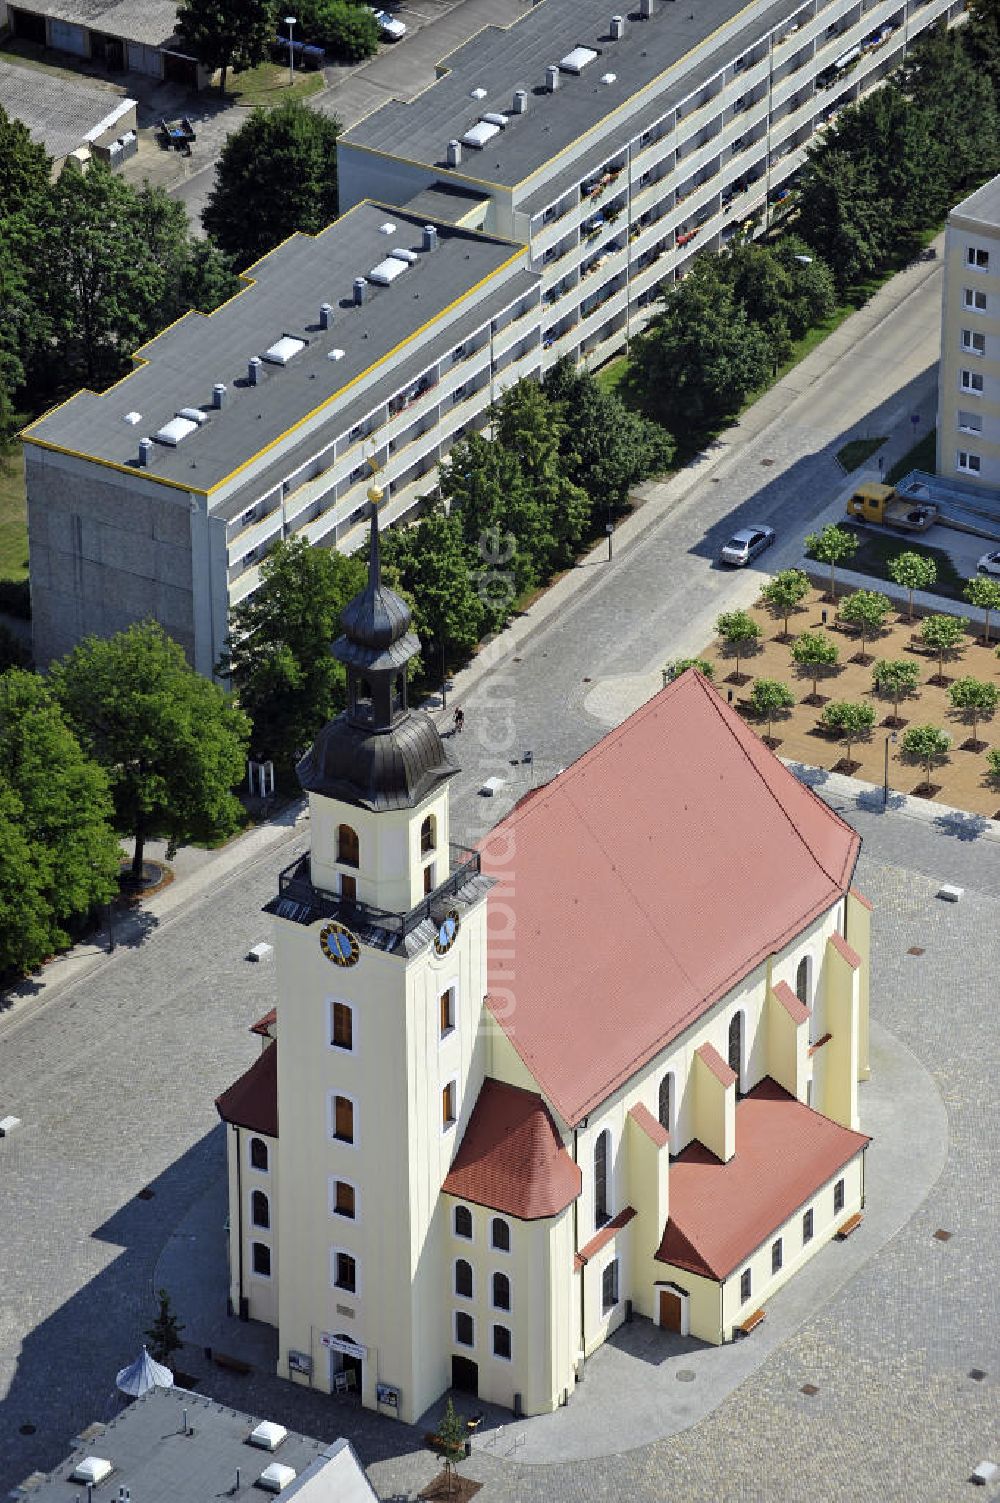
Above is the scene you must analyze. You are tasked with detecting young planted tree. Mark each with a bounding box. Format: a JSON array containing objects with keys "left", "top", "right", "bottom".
[
  {"left": 919, "top": 613, "right": 969, "bottom": 683},
  {"left": 948, "top": 676, "right": 1000, "bottom": 749},
  {"left": 436, "top": 1396, "right": 466, "bottom": 1495},
  {"left": 964, "top": 574, "right": 1000, "bottom": 644},
  {"left": 760, "top": 568, "right": 810, "bottom": 638},
  {"left": 804, "top": 524, "right": 859, "bottom": 603},
  {"left": 987, "top": 747, "right": 1000, "bottom": 785},
  {"left": 871, "top": 657, "right": 920, "bottom": 725},
  {"left": 889, "top": 550, "right": 937, "bottom": 622},
  {"left": 900, "top": 724, "right": 951, "bottom": 791},
  {"left": 716, "top": 609, "right": 761, "bottom": 681},
  {"left": 837, "top": 588, "right": 892, "bottom": 662},
  {"left": 820, "top": 701, "right": 877, "bottom": 772},
  {"left": 750, "top": 678, "right": 795, "bottom": 744},
  {"left": 51, "top": 622, "right": 250, "bottom": 879},
  {"left": 667, "top": 657, "right": 715, "bottom": 681},
  {"left": 146, "top": 1288, "right": 185, "bottom": 1369},
  {"left": 791, "top": 631, "right": 839, "bottom": 702}
]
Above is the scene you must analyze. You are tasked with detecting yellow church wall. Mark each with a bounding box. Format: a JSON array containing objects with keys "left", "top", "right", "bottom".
[
  {"left": 814, "top": 934, "right": 860, "bottom": 1130},
  {"left": 847, "top": 890, "right": 872, "bottom": 1080},
  {"left": 765, "top": 985, "right": 807, "bottom": 1101},
  {"left": 625, "top": 1113, "right": 668, "bottom": 1321}
]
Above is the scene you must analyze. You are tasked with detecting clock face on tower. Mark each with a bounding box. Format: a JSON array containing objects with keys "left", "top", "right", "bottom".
[
  {"left": 434, "top": 910, "right": 460, "bottom": 956},
  {"left": 320, "top": 921, "right": 360, "bottom": 967}
]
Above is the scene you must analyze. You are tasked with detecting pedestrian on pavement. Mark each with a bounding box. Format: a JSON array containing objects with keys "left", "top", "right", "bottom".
[{"left": 453, "top": 707, "right": 465, "bottom": 734}]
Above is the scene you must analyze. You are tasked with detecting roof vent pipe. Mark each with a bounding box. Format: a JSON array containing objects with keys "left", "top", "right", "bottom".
[
  {"left": 213, "top": 382, "right": 226, "bottom": 409},
  {"left": 320, "top": 302, "right": 334, "bottom": 330},
  {"left": 422, "top": 224, "right": 439, "bottom": 253},
  {"left": 248, "top": 356, "right": 262, "bottom": 386},
  {"left": 353, "top": 277, "right": 367, "bottom": 306},
  {"left": 610, "top": 14, "right": 625, "bottom": 38},
  {"left": 546, "top": 64, "right": 560, "bottom": 91},
  {"left": 512, "top": 88, "right": 528, "bottom": 113},
  {"left": 639, "top": 0, "right": 654, "bottom": 15},
  {"left": 138, "top": 437, "right": 153, "bottom": 467},
  {"left": 447, "top": 138, "right": 461, "bottom": 167}
]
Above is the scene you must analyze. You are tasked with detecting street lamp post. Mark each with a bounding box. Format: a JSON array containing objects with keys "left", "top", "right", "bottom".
[
  {"left": 284, "top": 15, "right": 296, "bottom": 86},
  {"left": 883, "top": 730, "right": 898, "bottom": 809},
  {"left": 605, "top": 520, "right": 614, "bottom": 562}
]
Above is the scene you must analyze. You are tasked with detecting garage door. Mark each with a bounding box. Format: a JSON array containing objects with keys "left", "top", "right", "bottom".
[
  {"left": 11, "top": 9, "right": 48, "bottom": 45},
  {"left": 49, "top": 17, "right": 89, "bottom": 55},
  {"left": 127, "top": 40, "right": 162, "bottom": 77}
]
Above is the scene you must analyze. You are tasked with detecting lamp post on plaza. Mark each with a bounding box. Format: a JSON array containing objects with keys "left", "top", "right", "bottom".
[
  {"left": 285, "top": 15, "right": 296, "bottom": 86},
  {"left": 883, "top": 729, "right": 898, "bottom": 809}
]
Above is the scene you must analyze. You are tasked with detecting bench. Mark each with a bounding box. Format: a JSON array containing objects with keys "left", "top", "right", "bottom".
[
  {"left": 836, "top": 1211, "right": 864, "bottom": 1240},
  {"left": 212, "top": 1351, "right": 252, "bottom": 1374},
  {"left": 737, "top": 1308, "right": 766, "bottom": 1337}
]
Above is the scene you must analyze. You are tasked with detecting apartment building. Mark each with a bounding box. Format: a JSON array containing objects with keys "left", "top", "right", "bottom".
[
  {"left": 937, "top": 175, "right": 1000, "bottom": 489},
  {"left": 340, "top": 0, "right": 959, "bottom": 372}
]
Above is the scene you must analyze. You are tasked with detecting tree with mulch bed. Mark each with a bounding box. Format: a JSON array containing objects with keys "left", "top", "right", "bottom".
[
  {"left": 820, "top": 701, "right": 876, "bottom": 774},
  {"left": 791, "top": 631, "right": 839, "bottom": 703},
  {"left": 919, "top": 613, "right": 969, "bottom": 685},
  {"left": 889, "top": 550, "right": 937, "bottom": 622},
  {"left": 964, "top": 574, "right": 1000, "bottom": 644},
  {"left": 948, "top": 676, "right": 999, "bottom": 751},
  {"left": 900, "top": 724, "right": 951, "bottom": 794},
  {"left": 804, "top": 523, "right": 858, "bottom": 603},
  {"left": 837, "top": 588, "right": 892, "bottom": 663},
  {"left": 716, "top": 609, "right": 761, "bottom": 683},
  {"left": 750, "top": 678, "right": 795, "bottom": 746},
  {"left": 871, "top": 657, "right": 920, "bottom": 726},
  {"left": 667, "top": 657, "right": 715, "bottom": 681},
  {"left": 760, "top": 569, "right": 810, "bottom": 639}
]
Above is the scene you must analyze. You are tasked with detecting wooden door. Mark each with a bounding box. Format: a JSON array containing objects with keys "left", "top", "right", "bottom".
[
  {"left": 451, "top": 1354, "right": 478, "bottom": 1396},
  {"left": 659, "top": 1288, "right": 682, "bottom": 1332}
]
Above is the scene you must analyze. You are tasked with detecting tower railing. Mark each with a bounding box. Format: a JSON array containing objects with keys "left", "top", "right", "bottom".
[{"left": 274, "top": 842, "right": 482, "bottom": 942}]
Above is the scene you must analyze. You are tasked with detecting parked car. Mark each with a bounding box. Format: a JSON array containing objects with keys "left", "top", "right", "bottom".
[
  {"left": 719, "top": 525, "right": 776, "bottom": 567},
  {"left": 373, "top": 9, "right": 406, "bottom": 39},
  {"left": 977, "top": 550, "right": 1000, "bottom": 577}
]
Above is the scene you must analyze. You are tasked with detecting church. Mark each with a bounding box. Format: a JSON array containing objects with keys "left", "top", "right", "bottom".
[{"left": 215, "top": 503, "right": 872, "bottom": 1425}]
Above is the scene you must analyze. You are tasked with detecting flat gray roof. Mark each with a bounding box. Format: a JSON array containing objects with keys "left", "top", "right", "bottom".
[
  {"left": 24, "top": 202, "right": 530, "bottom": 495},
  {"left": 344, "top": 0, "right": 779, "bottom": 191},
  {"left": 0, "top": 59, "right": 133, "bottom": 160},
  {"left": 952, "top": 173, "right": 1000, "bottom": 231},
  {"left": 16, "top": 1387, "right": 372, "bottom": 1503},
  {"left": 14, "top": 0, "right": 187, "bottom": 49},
  {"left": 402, "top": 180, "right": 491, "bottom": 224}
]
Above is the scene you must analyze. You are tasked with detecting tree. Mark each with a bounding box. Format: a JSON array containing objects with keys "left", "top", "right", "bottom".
[
  {"left": 203, "top": 99, "right": 341, "bottom": 266},
  {"left": 750, "top": 678, "right": 795, "bottom": 743},
  {"left": 900, "top": 723, "right": 951, "bottom": 788},
  {"left": 837, "top": 588, "right": 892, "bottom": 660},
  {"left": 791, "top": 631, "right": 839, "bottom": 701},
  {"left": 176, "top": 0, "right": 275, "bottom": 96},
  {"left": 436, "top": 1396, "right": 466, "bottom": 1495},
  {"left": 716, "top": 609, "right": 761, "bottom": 680},
  {"left": 963, "top": 574, "right": 1000, "bottom": 644},
  {"left": 51, "top": 622, "right": 250, "bottom": 878},
  {"left": 380, "top": 507, "right": 484, "bottom": 690},
  {"left": 986, "top": 746, "right": 1000, "bottom": 785},
  {"left": 0, "top": 623, "right": 30, "bottom": 673},
  {"left": 146, "top": 1288, "right": 185, "bottom": 1368},
  {"left": 220, "top": 537, "right": 366, "bottom": 783},
  {"left": 901, "top": 25, "right": 1000, "bottom": 195},
  {"left": 441, "top": 431, "right": 540, "bottom": 606},
  {"left": 888, "top": 550, "right": 937, "bottom": 622},
  {"left": 667, "top": 657, "right": 715, "bottom": 681},
  {"left": 804, "top": 524, "right": 858, "bottom": 602},
  {"left": 493, "top": 378, "right": 591, "bottom": 571},
  {"left": 760, "top": 568, "right": 810, "bottom": 637},
  {"left": 722, "top": 239, "right": 796, "bottom": 365},
  {"left": 919, "top": 613, "right": 969, "bottom": 682},
  {"left": 773, "top": 235, "right": 837, "bottom": 337},
  {"left": 871, "top": 658, "right": 920, "bottom": 724},
  {"left": 293, "top": 0, "right": 379, "bottom": 60},
  {"left": 796, "top": 147, "right": 889, "bottom": 292},
  {"left": 0, "top": 105, "right": 51, "bottom": 219},
  {"left": 961, "top": 0, "right": 1000, "bottom": 116},
  {"left": 0, "top": 671, "right": 120, "bottom": 974},
  {"left": 820, "top": 701, "right": 876, "bottom": 770},
  {"left": 948, "top": 676, "right": 999, "bottom": 748}
]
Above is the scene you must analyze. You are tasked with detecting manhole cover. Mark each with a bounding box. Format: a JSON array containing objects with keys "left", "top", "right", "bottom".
[
  {"left": 970, "top": 1369, "right": 987, "bottom": 1382},
  {"left": 760, "top": 458, "right": 774, "bottom": 467},
  {"left": 933, "top": 1228, "right": 952, "bottom": 1241},
  {"left": 907, "top": 946, "right": 925, "bottom": 956},
  {"left": 676, "top": 1369, "right": 696, "bottom": 1383},
  {"left": 137, "top": 1187, "right": 155, "bottom": 1201},
  {"left": 801, "top": 1384, "right": 819, "bottom": 1397},
  {"left": 19, "top": 1424, "right": 35, "bottom": 1435}
]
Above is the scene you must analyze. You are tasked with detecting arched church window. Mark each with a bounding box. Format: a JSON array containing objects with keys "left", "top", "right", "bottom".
[
  {"left": 658, "top": 1073, "right": 673, "bottom": 1135},
  {"left": 421, "top": 814, "right": 437, "bottom": 855},
  {"left": 796, "top": 956, "right": 810, "bottom": 1005},
  {"left": 251, "top": 1190, "right": 269, "bottom": 1228},
  {"left": 338, "top": 824, "right": 359, "bottom": 868},
  {"left": 594, "top": 1129, "right": 610, "bottom": 1229},
  {"left": 728, "top": 1014, "right": 743, "bottom": 1090}
]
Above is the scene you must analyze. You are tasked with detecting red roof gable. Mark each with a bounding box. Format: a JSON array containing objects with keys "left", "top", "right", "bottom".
[
  {"left": 442, "top": 1077, "right": 581, "bottom": 1220},
  {"left": 772, "top": 980, "right": 809, "bottom": 1025},
  {"left": 656, "top": 1078, "right": 869, "bottom": 1280},
  {"left": 830, "top": 932, "right": 862, "bottom": 969},
  {"left": 215, "top": 1045, "right": 278, "bottom": 1137},
  {"left": 629, "top": 1102, "right": 669, "bottom": 1149},
  {"left": 696, "top": 1042, "right": 736, "bottom": 1087},
  {"left": 575, "top": 1206, "right": 637, "bottom": 1269},
  {"left": 480, "top": 672, "right": 859, "bottom": 1125},
  {"left": 250, "top": 1008, "right": 277, "bottom": 1037}
]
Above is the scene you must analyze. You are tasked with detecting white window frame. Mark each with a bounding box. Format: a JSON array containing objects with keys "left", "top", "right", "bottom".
[
  {"left": 453, "top": 1203, "right": 474, "bottom": 1242},
  {"left": 251, "top": 1239, "right": 272, "bottom": 1280},
  {"left": 961, "top": 368, "right": 985, "bottom": 393},
  {"left": 967, "top": 245, "right": 990, "bottom": 270},
  {"left": 492, "top": 1322, "right": 513, "bottom": 1362},
  {"left": 964, "top": 286, "right": 988, "bottom": 312},
  {"left": 327, "top": 1089, "right": 359, "bottom": 1150},
  {"left": 247, "top": 1134, "right": 270, "bottom": 1175},
  {"left": 490, "top": 1268, "right": 513, "bottom": 1313},
  {"left": 441, "top": 1077, "right": 458, "bottom": 1135},
  {"left": 329, "top": 1175, "right": 359, "bottom": 1222},
  {"left": 453, "top": 1309, "right": 475, "bottom": 1348},
  {"left": 328, "top": 997, "right": 356, "bottom": 1055},
  {"left": 958, "top": 449, "right": 982, "bottom": 474},
  {"left": 491, "top": 1216, "right": 512, "bottom": 1254},
  {"left": 439, "top": 979, "right": 458, "bottom": 1043},
  {"left": 453, "top": 1256, "right": 475, "bottom": 1301},
  {"left": 962, "top": 328, "right": 986, "bottom": 355},
  {"left": 958, "top": 410, "right": 984, "bottom": 436},
  {"left": 330, "top": 1244, "right": 361, "bottom": 1297}
]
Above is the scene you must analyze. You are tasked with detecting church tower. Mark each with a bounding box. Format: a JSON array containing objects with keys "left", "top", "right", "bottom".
[{"left": 269, "top": 485, "right": 491, "bottom": 1423}]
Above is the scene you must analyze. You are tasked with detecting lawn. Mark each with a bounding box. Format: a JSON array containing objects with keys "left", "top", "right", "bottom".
[
  {"left": 0, "top": 449, "right": 28, "bottom": 583},
  {"left": 806, "top": 523, "right": 967, "bottom": 603},
  {"left": 695, "top": 585, "right": 1000, "bottom": 815},
  {"left": 887, "top": 427, "right": 937, "bottom": 485},
  {"left": 228, "top": 61, "right": 325, "bottom": 108},
  {"left": 837, "top": 436, "right": 887, "bottom": 473}
]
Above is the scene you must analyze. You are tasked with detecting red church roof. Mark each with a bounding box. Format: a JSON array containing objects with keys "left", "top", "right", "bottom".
[
  {"left": 215, "top": 1045, "right": 278, "bottom": 1138},
  {"left": 656, "top": 1078, "right": 870, "bottom": 1280},
  {"left": 442, "top": 1077, "right": 581, "bottom": 1219},
  {"left": 479, "top": 670, "right": 860, "bottom": 1127}
]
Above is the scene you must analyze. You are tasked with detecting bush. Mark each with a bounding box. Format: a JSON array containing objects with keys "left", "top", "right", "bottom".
[{"left": 294, "top": 0, "right": 379, "bottom": 59}]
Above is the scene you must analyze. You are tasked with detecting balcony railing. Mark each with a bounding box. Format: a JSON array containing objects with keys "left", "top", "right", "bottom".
[{"left": 271, "top": 841, "right": 482, "bottom": 943}]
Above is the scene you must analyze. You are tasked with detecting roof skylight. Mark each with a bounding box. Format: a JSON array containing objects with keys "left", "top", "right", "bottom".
[
  {"left": 560, "top": 45, "right": 598, "bottom": 73},
  {"left": 262, "top": 335, "right": 306, "bottom": 365}
]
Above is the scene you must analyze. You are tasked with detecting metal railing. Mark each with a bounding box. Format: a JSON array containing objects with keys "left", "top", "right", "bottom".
[{"left": 274, "top": 842, "right": 482, "bottom": 942}]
